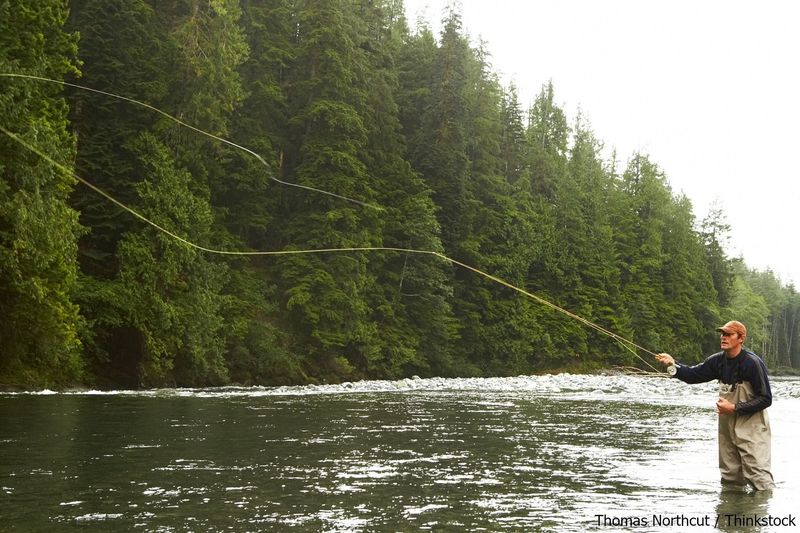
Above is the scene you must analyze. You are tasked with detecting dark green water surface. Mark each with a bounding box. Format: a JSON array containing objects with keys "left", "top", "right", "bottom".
[{"left": 1, "top": 375, "right": 798, "bottom": 531}]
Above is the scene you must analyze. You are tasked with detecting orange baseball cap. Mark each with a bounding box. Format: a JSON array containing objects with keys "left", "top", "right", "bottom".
[{"left": 716, "top": 320, "right": 746, "bottom": 338}]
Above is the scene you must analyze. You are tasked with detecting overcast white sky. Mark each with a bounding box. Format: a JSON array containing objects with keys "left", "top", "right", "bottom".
[{"left": 404, "top": 0, "right": 799, "bottom": 287}]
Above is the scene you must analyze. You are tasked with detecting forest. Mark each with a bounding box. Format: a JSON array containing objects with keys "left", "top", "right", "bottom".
[{"left": 1, "top": 0, "right": 798, "bottom": 389}]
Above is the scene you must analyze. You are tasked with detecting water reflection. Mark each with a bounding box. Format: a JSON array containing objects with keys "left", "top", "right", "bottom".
[{"left": 715, "top": 488, "right": 769, "bottom": 532}]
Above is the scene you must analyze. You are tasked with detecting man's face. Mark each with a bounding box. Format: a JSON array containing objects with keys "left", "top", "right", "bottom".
[{"left": 720, "top": 330, "right": 744, "bottom": 352}]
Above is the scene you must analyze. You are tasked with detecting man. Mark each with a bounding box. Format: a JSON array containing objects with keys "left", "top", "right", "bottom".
[{"left": 656, "top": 320, "right": 775, "bottom": 491}]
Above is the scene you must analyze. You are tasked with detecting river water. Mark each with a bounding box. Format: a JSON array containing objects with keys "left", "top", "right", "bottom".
[{"left": 1, "top": 374, "right": 798, "bottom": 532}]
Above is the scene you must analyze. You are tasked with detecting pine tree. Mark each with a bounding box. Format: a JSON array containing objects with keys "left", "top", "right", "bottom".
[
  {"left": 396, "top": 17, "right": 463, "bottom": 376},
  {"left": 458, "top": 38, "right": 543, "bottom": 374},
  {"left": 559, "top": 115, "right": 630, "bottom": 365},
  {"left": 659, "top": 194, "right": 718, "bottom": 358},
  {"left": 396, "top": 20, "right": 437, "bottom": 147},
  {"left": 522, "top": 82, "right": 581, "bottom": 365},
  {"left": 7, "top": 0, "right": 790, "bottom": 386},
  {"left": 66, "top": 0, "right": 172, "bottom": 384},
  {"left": 726, "top": 261, "right": 770, "bottom": 360},
  {"left": 223, "top": 0, "right": 301, "bottom": 384},
  {"left": 700, "top": 204, "right": 734, "bottom": 307},
  {"left": 67, "top": 0, "right": 168, "bottom": 278},
  {"left": 0, "top": 0, "right": 84, "bottom": 387},
  {"left": 348, "top": 0, "right": 458, "bottom": 377},
  {"left": 117, "top": 133, "right": 228, "bottom": 386},
  {"left": 614, "top": 154, "right": 670, "bottom": 352},
  {"left": 408, "top": 7, "right": 473, "bottom": 254},
  {"left": 69, "top": 0, "right": 248, "bottom": 386},
  {"left": 526, "top": 81, "right": 568, "bottom": 199},
  {"left": 611, "top": 153, "right": 716, "bottom": 359},
  {"left": 494, "top": 83, "right": 563, "bottom": 370},
  {"left": 163, "top": 0, "right": 249, "bottom": 187},
  {"left": 277, "top": 0, "right": 383, "bottom": 380},
  {"left": 740, "top": 267, "right": 799, "bottom": 368},
  {"left": 499, "top": 84, "right": 527, "bottom": 186},
  {"left": 230, "top": 0, "right": 294, "bottom": 246}
]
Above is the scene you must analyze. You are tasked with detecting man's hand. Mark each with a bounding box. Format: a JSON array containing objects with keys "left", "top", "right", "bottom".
[
  {"left": 655, "top": 353, "right": 675, "bottom": 366},
  {"left": 716, "top": 398, "right": 736, "bottom": 415}
]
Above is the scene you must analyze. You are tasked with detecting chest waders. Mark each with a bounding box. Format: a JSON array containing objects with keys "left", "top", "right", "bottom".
[{"left": 718, "top": 380, "right": 775, "bottom": 490}]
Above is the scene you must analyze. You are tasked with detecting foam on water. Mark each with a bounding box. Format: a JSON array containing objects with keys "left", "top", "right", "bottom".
[
  {"left": 3, "top": 373, "right": 799, "bottom": 532},
  {"left": 7, "top": 373, "right": 799, "bottom": 405}
]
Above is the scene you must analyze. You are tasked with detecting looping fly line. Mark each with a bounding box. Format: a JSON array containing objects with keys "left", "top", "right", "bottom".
[
  {"left": 0, "top": 73, "right": 382, "bottom": 211},
  {"left": 0, "top": 73, "right": 662, "bottom": 373}
]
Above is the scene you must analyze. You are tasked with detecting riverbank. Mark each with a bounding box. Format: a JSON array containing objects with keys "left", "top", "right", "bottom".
[{"left": 4, "top": 363, "right": 798, "bottom": 392}]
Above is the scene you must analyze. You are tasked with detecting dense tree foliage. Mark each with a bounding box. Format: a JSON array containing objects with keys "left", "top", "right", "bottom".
[
  {"left": 1, "top": 0, "right": 797, "bottom": 388},
  {"left": 0, "top": 0, "right": 84, "bottom": 387}
]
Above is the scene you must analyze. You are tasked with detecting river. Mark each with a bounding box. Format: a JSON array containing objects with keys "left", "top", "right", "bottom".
[{"left": 1, "top": 374, "right": 798, "bottom": 532}]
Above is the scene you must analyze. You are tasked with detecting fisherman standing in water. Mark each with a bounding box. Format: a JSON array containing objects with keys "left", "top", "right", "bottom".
[{"left": 656, "top": 320, "right": 775, "bottom": 491}]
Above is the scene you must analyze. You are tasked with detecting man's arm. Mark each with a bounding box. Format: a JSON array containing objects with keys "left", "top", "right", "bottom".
[
  {"left": 656, "top": 352, "right": 720, "bottom": 383},
  {"left": 735, "top": 355, "right": 772, "bottom": 414}
]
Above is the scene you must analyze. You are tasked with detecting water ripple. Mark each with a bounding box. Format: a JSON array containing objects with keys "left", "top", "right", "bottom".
[{"left": 2, "top": 375, "right": 798, "bottom": 532}]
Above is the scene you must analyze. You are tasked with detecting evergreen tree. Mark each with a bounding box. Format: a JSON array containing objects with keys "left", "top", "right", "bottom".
[
  {"left": 117, "top": 133, "right": 228, "bottom": 386},
  {"left": 499, "top": 83, "right": 527, "bottom": 186},
  {"left": 223, "top": 0, "right": 302, "bottom": 383},
  {"left": 777, "top": 288, "right": 800, "bottom": 368},
  {"left": 521, "top": 82, "right": 581, "bottom": 364},
  {"left": 231, "top": 0, "right": 294, "bottom": 246},
  {"left": 396, "top": 18, "right": 462, "bottom": 376},
  {"left": 6, "top": 1, "right": 797, "bottom": 387},
  {"left": 67, "top": 0, "right": 168, "bottom": 278},
  {"left": 0, "top": 0, "right": 84, "bottom": 387},
  {"left": 163, "top": 0, "right": 249, "bottom": 188},
  {"left": 67, "top": 0, "right": 172, "bottom": 383},
  {"left": 278, "top": 0, "right": 383, "bottom": 380},
  {"left": 457, "top": 38, "right": 550, "bottom": 374},
  {"left": 700, "top": 204, "right": 734, "bottom": 307},
  {"left": 659, "top": 194, "right": 718, "bottom": 358},
  {"left": 408, "top": 7, "right": 473, "bottom": 254},
  {"left": 741, "top": 267, "right": 800, "bottom": 367},
  {"left": 162, "top": 0, "right": 263, "bottom": 384},
  {"left": 492, "top": 85, "right": 562, "bottom": 370},
  {"left": 727, "top": 260, "right": 771, "bottom": 359},
  {"left": 526, "top": 81, "right": 568, "bottom": 199},
  {"left": 613, "top": 154, "right": 716, "bottom": 360},
  {"left": 349, "top": 0, "right": 458, "bottom": 377},
  {"left": 396, "top": 21, "right": 437, "bottom": 149},
  {"left": 559, "top": 115, "right": 630, "bottom": 364},
  {"left": 614, "top": 154, "right": 671, "bottom": 352},
  {"left": 69, "top": 0, "right": 249, "bottom": 386}
]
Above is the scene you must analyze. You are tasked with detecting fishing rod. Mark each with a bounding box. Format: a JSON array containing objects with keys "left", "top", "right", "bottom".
[{"left": 0, "top": 73, "right": 663, "bottom": 373}]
